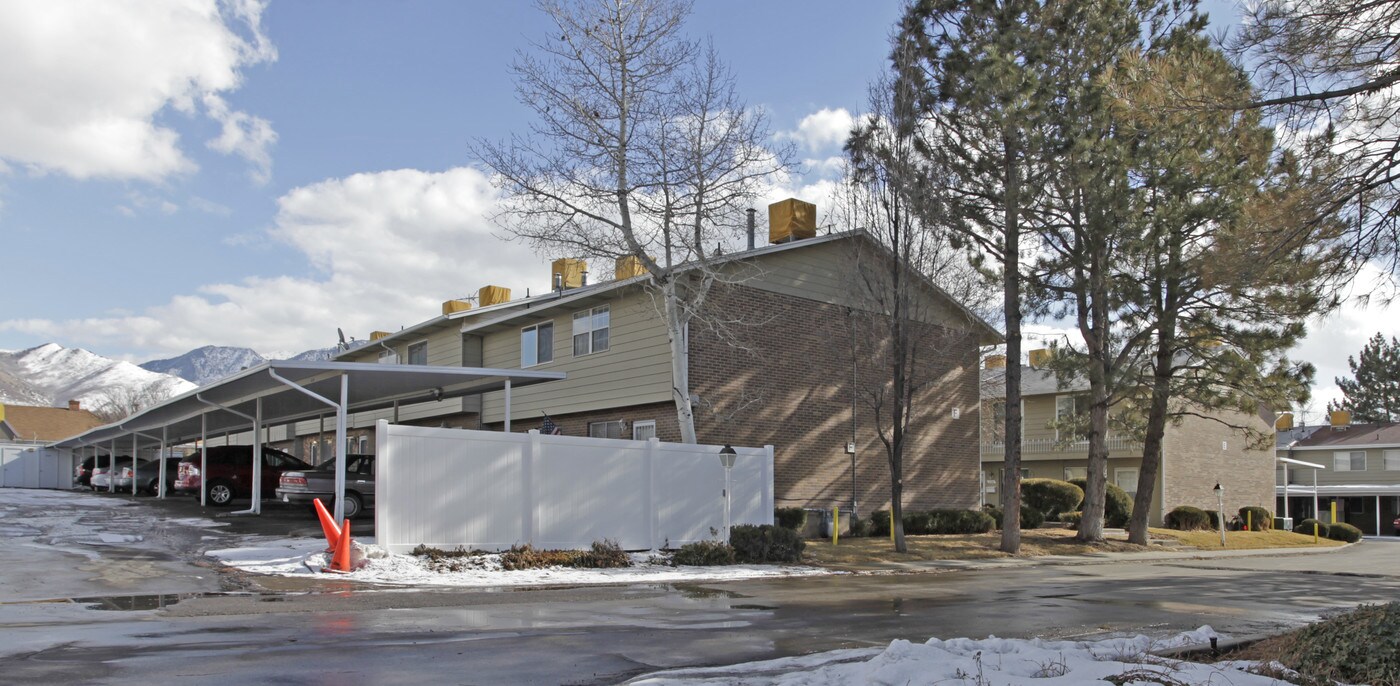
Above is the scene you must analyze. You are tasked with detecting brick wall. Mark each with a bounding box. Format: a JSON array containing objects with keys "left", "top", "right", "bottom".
[{"left": 1162, "top": 410, "right": 1275, "bottom": 518}]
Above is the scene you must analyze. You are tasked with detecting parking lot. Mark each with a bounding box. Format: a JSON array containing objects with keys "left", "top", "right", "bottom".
[{"left": 73, "top": 485, "right": 374, "bottom": 540}]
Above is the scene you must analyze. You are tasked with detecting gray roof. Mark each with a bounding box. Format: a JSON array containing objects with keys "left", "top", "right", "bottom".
[
  {"left": 1288, "top": 422, "right": 1400, "bottom": 450},
  {"left": 981, "top": 366, "right": 1087, "bottom": 399}
]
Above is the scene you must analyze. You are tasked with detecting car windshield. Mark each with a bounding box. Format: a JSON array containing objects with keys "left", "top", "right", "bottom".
[{"left": 312, "top": 455, "right": 373, "bottom": 475}]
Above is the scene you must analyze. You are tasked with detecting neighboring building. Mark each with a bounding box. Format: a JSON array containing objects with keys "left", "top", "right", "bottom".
[
  {"left": 1275, "top": 413, "right": 1400, "bottom": 536},
  {"left": 0, "top": 400, "right": 104, "bottom": 443},
  {"left": 271, "top": 204, "right": 1000, "bottom": 515},
  {"left": 979, "top": 362, "right": 1276, "bottom": 526}
]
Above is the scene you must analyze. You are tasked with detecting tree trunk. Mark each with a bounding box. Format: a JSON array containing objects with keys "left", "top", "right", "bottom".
[
  {"left": 1129, "top": 250, "right": 1182, "bottom": 545},
  {"left": 1000, "top": 133, "right": 1023, "bottom": 555},
  {"left": 663, "top": 281, "right": 698, "bottom": 444}
]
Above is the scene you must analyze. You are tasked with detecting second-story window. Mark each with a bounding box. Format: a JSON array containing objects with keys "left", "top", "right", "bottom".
[
  {"left": 573, "top": 305, "right": 610, "bottom": 357},
  {"left": 1334, "top": 450, "right": 1367, "bottom": 471},
  {"left": 1055, "top": 394, "right": 1089, "bottom": 441},
  {"left": 406, "top": 341, "right": 428, "bottom": 365},
  {"left": 521, "top": 322, "right": 554, "bottom": 367}
]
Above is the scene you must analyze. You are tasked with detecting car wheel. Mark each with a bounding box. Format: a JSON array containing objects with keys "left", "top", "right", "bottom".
[
  {"left": 341, "top": 492, "right": 364, "bottom": 519},
  {"left": 207, "top": 481, "right": 235, "bottom": 506}
]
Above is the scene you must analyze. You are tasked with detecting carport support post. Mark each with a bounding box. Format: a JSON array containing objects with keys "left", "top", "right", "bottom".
[
  {"left": 131, "top": 434, "right": 138, "bottom": 496},
  {"left": 250, "top": 397, "right": 263, "bottom": 514},
  {"left": 334, "top": 373, "right": 348, "bottom": 523},
  {"left": 108, "top": 438, "right": 116, "bottom": 493},
  {"left": 158, "top": 426, "right": 166, "bottom": 499},
  {"left": 200, "top": 414, "right": 208, "bottom": 507}
]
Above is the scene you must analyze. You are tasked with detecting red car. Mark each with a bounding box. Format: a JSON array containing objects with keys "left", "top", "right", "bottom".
[{"left": 174, "top": 446, "right": 311, "bottom": 506}]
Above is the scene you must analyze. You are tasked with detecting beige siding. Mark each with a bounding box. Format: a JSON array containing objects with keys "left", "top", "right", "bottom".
[
  {"left": 1287, "top": 447, "right": 1400, "bottom": 486},
  {"left": 480, "top": 291, "right": 673, "bottom": 423}
]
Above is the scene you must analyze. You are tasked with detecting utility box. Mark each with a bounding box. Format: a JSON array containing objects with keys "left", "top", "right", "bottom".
[
  {"left": 442, "top": 299, "right": 472, "bottom": 315},
  {"left": 551, "top": 258, "right": 587, "bottom": 289},
  {"left": 768, "top": 198, "right": 817, "bottom": 244},
  {"left": 478, "top": 285, "right": 511, "bottom": 307}
]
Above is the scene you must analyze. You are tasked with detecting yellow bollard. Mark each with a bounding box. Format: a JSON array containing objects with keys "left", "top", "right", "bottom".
[
  {"left": 889, "top": 511, "right": 895, "bottom": 542},
  {"left": 833, "top": 507, "right": 840, "bottom": 546},
  {"left": 1247, "top": 511, "right": 1252, "bottom": 532},
  {"left": 1330, "top": 501, "right": 1337, "bottom": 524},
  {"left": 1314, "top": 521, "right": 1319, "bottom": 543}
]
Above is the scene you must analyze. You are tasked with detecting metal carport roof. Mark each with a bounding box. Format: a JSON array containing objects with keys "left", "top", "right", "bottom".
[{"left": 51, "top": 360, "right": 565, "bottom": 521}]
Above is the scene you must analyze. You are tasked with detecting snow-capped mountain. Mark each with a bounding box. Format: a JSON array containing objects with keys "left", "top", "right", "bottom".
[
  {"left": 0, "top": 344, "right": 196, "bottom": 410},
  {"left": 138, "top": 343, "right": 362, "bottom": 385},
  {"left": 139, "top": 346, "right": 268, "bottom": 386}
]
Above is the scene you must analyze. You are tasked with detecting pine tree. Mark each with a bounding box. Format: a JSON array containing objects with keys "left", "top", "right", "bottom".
[{"left": 1332, "top": 333, "right": 1400, "bottom": 423}]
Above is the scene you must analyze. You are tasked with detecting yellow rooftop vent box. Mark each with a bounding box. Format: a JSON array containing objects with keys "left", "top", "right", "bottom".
[
  {"left": 984, "top": 354, "right": 1007, "bottom": 369},
  {"left": 442, "top": 299, "right": 473, "bottom": 315},
  {"left": 551, "top": 258, "right": 587, "bottom": 290},
  {"left": 479, "top": 285, "right": 511, "bottom": 307},
  {"left": 615, "top": 254, "right": 647, "bottom": 280},
  {"left": 1275, "top": 413, "right": 1294, "bottom": 431},
  {"left": 768, "top": 198, "right": 817, "bottom": 244},
  {"left": 1027, "top": 348, "right": 1052, "bottom": 368},
  {"left": 369, "top": 331, "right": 391, "bottom": 342},
  {"left": 1329, "top": 410, "right": 1351, "bottom": 428}
]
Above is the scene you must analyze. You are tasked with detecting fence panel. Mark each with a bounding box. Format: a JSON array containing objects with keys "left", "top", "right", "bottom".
[{"left": 375, "top": 421, "right": 773, "bottom": 553}]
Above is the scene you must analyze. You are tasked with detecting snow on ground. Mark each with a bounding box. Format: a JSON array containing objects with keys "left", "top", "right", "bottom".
[
  {"left": 630, "top": 628, "right": 1302, "bottom": 685},
  {"left": 207, "top": 537, "right": 835, "bottom": 588}
]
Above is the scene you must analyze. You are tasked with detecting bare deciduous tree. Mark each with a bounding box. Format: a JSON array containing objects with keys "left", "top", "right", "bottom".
[{"left": 475, "top": 0, "right": 790, "bottom": 443}]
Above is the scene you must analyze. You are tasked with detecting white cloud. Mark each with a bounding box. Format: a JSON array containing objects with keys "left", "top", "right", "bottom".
[
  {"left": 0, "top": 0, "right": 275, "bottom": 182},
  {"left": 1, "top": 167, "right": 552, "bottom": 358},
  {"left": 1292, "top": 265, "right": 1400, "bottom": 419},
  {"left": 778, "top": 108, "right": 857, "bottom": 154}
]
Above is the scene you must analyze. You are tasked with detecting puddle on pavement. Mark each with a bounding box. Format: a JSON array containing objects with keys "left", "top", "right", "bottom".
[
  {"left": 70, "top": 593, "right": 189, "bottom": 611},
  {"left": 671, "top": 584, "right": 748, "bottom": 600}
]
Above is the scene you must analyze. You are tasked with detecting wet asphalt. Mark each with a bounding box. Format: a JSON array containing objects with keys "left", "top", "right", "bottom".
[{"left": 2, "top": 487, "right": 1398, "bottom": 685}]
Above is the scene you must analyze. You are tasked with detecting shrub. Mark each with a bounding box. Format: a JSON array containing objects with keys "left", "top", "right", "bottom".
[
  {"left": 1069, "top": 478, "right": 1133, "bottom": 528},
  {"left": 1164, "top": 506, "right": 1212, "bottom": 531},
  {"left": 1021, "top": 478, "right": 1084, "bottom": 519},
  {"left": 1059, "top": 511, "right": 1083, "bottom": 529},
  {"left": 869, "top": 510, "right": 892, "bottom": 537},
  {"left": 1327, "top": 522, "right": 1363, "bottom": 543},
  {"left": 774, "top": 507, "right": 807, "bottom": 530},
  {"left": 847, "top": 512, "right": 870, "bottom": 537},
  {"left": 927, "top": 509, "right": 997, "bottom": 535},
  {"left": 499, "top": 540, "right": 632, "bottom": 570},
  {"left": 573, "top": 539, "right": 631, "bottom": 568},
  {"left": 983, "top": 504, "right": 1003, "bottom": 528},
  {"left": 729, "top": 524, "right": 805, "bottom": 563},
  {"left": 1274, "top": 603, "right": 1400, "bottom": 686},
  {"left": 902, "top": 510, "right": 932, "bottom": 535},
  {"left": 1293, "top": 518, "right": 1330, "bottom": 538},
  {"left": 1238, "top": 506, "right": 1273, "bottom": 531},
  {"left": 671, "top": 540, "right": 736, "bottom": 566},
  {"left": 1205, "top": 510, "right": 1225, "bottom": 530},
  {"left": 983, "top": 504, "right": 1041, "bottom": 531}
]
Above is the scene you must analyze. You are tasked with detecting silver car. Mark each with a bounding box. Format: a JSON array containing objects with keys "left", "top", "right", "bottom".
[
  {"left": 114, "top": 457, "right": 183, "bottom": 495},
  {"left": 276, "top": 454, "right": 375, "bottom": 519}
]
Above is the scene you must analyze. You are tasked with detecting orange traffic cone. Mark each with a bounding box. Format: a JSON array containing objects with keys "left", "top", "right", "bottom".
[
  {"left": 313, "top": 498, "right": 341, "bottom": 551},
  {"left": 331, "top": 519, "right": 352, "bottom": 572}
]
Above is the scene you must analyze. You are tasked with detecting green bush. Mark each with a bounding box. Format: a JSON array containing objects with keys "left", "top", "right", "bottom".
[
  {"left": 1069, "top": 478, "right": 1133, "bottom": 528},
  {"left": 774, "top": 507, "right": 807, "bottom": 530},
  {"left": 1293, "top": 518, "right": 1330, "bottom": 538},
  {"left": 983, "top": 504, "right": 1003, "bottom": 528},
  {"left": 729, "top": 524, "right": 805, "bottom": 563},
  {"left": 869, "top": 510, "right": 892, "bottom": 537},
  {"left": 1206, "top": 510, "right": 1225, "bottom": 530},
  {"left": 1059, "top": 511, "right": 1083, "bottom": 529},
  {"left": 671, "top": 540, "right": 736, "bottom": 566},
  {"left": 983, "top": 504, "right": 1040, "bottom": 531},
  {"left": 1327, "top": 522, "right": 1363, "bottom": 543},
  {"left": 927, "top": 509, "right": 997, "bottom": 535},
  {"left": 847, "top": 512, "right": 870, "bottom": 537},
  {"left": 1164, "top": 506, "right": 1212, "bottom": 531},
  {"left": 1238, "top": 506, "right": 1273, "bottom": 531},
  {"left": 1275, "top": 603, "right": 1400, "bottom": 686},
  {"left": 902, "top": 511, "right": 932, "bottom": 535},
  {"left": 1021, "top": 478, "right": 1084, "bottom": 519}
]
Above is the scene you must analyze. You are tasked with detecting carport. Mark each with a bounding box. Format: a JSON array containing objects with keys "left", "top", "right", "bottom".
[{"left": 50, "top": 361, "right": 565, "bottom": 522}]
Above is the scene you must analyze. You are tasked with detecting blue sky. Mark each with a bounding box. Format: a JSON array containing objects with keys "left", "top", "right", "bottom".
[{"left": 0, "top": 0, "right": 1391, "bottom": 415}]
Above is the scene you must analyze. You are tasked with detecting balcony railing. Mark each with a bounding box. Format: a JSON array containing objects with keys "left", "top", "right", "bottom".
[{"left": 980, "top": 435, "right": 1143, "bottom": 457}]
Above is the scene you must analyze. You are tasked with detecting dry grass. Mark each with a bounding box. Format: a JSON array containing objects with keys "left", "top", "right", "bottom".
[
  {"left": 804, "top": 528, "right": 1147, "bottom": 566},
  {"left": 1148, "top": 527, "right": 1344, "bottom": 550}
]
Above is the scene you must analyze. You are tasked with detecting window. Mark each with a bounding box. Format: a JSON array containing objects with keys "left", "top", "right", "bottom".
[
  {"left": 1334, "top": 451, "right": 1367, "bottom": 471},
  {"left": 989, "top": 401, "right": 1006, "bottom": 443},
  {"left": 377, "top": 349, "right": 398, "bottom": 364},
  {"left": 1114, "top": 468, "right": 1139, "bottom": 495},
  {"left": 358, "top": 436, "right": 369, "bottom": 454},
  {"left": 1385, "top": 450, "right": 1400, "bottom": 471},
  {"left": 1063, "top": 466, "right": 1087, "bottom": 481},
  {"left": 573, "top": 305, "right": 610, "bottom": 356},
  {"left": 406, "top": 341, "right": 428, "bottom": 365},
  {"left": 521, "top": 322, "right": 554, "bottom": 367},
  {"left": 1055, "top": 395, "right": 1090, "bottom": 441},
  {"left": 632, "top": 420, "right": 657, "bottom": 441},
  {"left": 588, "top": 420, "right": 624, "bottom": 439}
]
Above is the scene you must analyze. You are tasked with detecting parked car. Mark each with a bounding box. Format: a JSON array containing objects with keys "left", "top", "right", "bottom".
[
  {"left": 88, "top": 456, "right": 130, "bottom": 491},
  {"left": 174, "top": 446, "right": 312, "bottom": 506},
  {"left": 276, "top": 454, "right": 375, "bottom": 518},
  {"left": 74, "top": 456, "right": 98, "bottom": 488},
  {"left": 114, "top": 456, "right": 184, "bottom": 495},
  {"left": 1394, "top": 516, "right": 1399, "bottom": 536}
]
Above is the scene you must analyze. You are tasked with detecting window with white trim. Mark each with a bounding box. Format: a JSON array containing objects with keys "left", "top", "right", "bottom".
[
  {"left": 1055, "top": 395, "right": 1089, "bottom": 441},
  {"left": 1114, "top": 467, "right": 1139, "bottom": 496},
  {"left": 573, "top": 305, "right": 610, "bottom": 356},
  {"left": 588, "top": 420, "right": 624, "bottom": 439},
  {"left": 632, "top": 420, "right": 657, "bottom": 441},
  {"left": 1063, "top": 466, "right": 1087, "bottom": 481},
  {"left": 406, "top": 341, "right": 428, "bottom": 365},
  {"left": 1334, "top": 450, "right": 1367, "bottom": 471},
  {"left": 521, "top": 321, "right": 554, "bottom": 367},
  {"left": 1384, "top": 450, "right": 1400, "bottom": 471}
]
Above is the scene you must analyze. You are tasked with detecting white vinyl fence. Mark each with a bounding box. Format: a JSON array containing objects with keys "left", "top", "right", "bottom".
[
  {"left": 374, "top": 420, "right": 774, "bottom": 553},
  {"left": 0, "top": 444, "right": 72, "bottom": 489}
]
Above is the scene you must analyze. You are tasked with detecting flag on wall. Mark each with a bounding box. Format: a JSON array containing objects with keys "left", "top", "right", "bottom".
[{"left": 541, "top": 414, "right": 563, "bottom": 435}]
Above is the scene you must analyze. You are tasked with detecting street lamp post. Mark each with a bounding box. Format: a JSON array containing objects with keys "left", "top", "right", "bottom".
[
  {"left": 1214, "top": 483, "right": 1226, "bottom": 548},
  {"left": 719, "top": 445, "right": 737, "bottom": 542}
]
